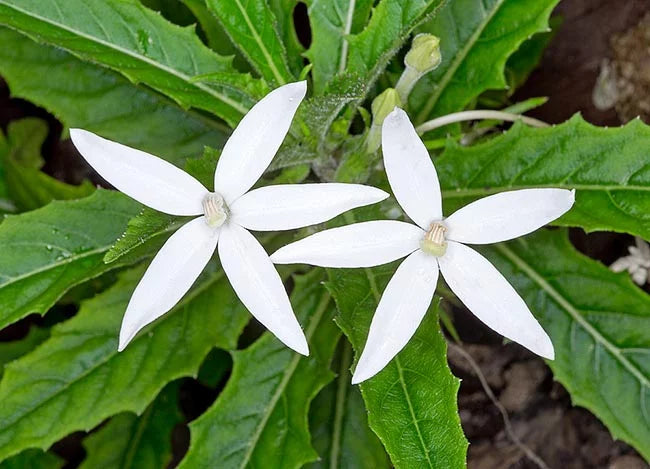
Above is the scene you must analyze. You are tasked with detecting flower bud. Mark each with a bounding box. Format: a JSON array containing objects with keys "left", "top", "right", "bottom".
[
  {"left": 371, "top": 88, "right": 402, "bottom": 126},
  {"left": 404, "top": 34, "right": 441, "bottom": 74},
  {"left": 364, "top": 88, "right": 402, "bottom": 153}
]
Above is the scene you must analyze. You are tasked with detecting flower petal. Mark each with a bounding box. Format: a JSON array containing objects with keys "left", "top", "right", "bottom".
[
  {"left": 70, "top": 129, "right": 208, "bottom": 216},
  {"left": 382, "top": 108, "right": 442, "bottom": 229},
  {"left": 119, "top": 217, "right": 219, "bottom": 350},
  {"left": 438, "top": 241, "right": 554, "bottom": 359},
  {"left": 213, "top": 81, "right": 307, "bottom": 204},
  {"left": 271, "top": 221, "right": 424, "bottom": 268},
  {"left": 352, "top": 250, "right": 439, "bottom": 384},
  {"left": 445, "top": 188, "right": 575, "bottom": 245},
  {"left": 218, "top": 223, "right": 308, "bottom": 355},
  {"left": 230, "top": 183, "right": 389, "bottom": 231}
]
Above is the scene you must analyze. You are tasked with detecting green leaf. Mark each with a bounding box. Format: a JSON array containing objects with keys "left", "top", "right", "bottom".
[
  {"left": 345, "top": 0, "right": 445, "bottom": 91},
  {"left": 179, "top": 269, "right": 339, "bottom": 469},
  {"left": 104, "top": 208, "right": 185, "bottom": 264},
  {"left": 328, "top": 264, "right": 467, "bottom": 468},
  {"left": 0, "top": 327, "right": 50, "bottom": 379},
  {"left": 504, "top": 17, "right": 558, "bottom": 94},
  {"left": 304, "top": 0, "right": 373, "bottom": 93},
  {"left": 300, "top": 76, "right": 365, "bottom": 150},
  {"left": 0, "top": 449, "right": 63, "bottom": 469},
  {"left": 205, "top": 0, "right": 295, "bottom": 86},
  {"left": 79, "top": 383, "right": 182, "bottom": 469},
  {"left": 0, "top": 190, "right": 141, "bottom": 330},
  {"left": 0, "top": 265, "right": 248, "bottom": 461},
  {"left": 436, "top": 115, "right": 650, "bottom": 239},
  {"left": 308, "top": 343, "right": 390, "bottom": 469},
  {"left": 0, "top": 0, "right": 262, "bottom": 126},
  {"left": 412, "top": 0, "right": 558, "bottom": 124},
  {"left": 141, "top": 0, "right": 195, "bottom": 25},
  {"left": 268, "top": 0, "right": 305, "bottom": 77},
  {"left": 0, "top": 27, "right": 227, "bottom": 164},
  {"left": 484, "top": 230, "right": 650, "bottom": 460},
  {"left": 2, "top": 118, "right": 95, "bottom": 212}
]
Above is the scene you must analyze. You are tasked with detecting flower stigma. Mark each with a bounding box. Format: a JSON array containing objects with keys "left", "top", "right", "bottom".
[
  {"left": 421, "top": 222, "right": 447, "bottom": 257},
  {"left": 202, "top": 192, "right": 228, "bottom": 228}
]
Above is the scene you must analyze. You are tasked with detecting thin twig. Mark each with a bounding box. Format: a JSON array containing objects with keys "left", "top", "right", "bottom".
[
  {"left": 416, "top": 110, "right": 549, "bottom": 134},
  {"left": 447, "top": 342, "right": 552, "bottom": 469}
]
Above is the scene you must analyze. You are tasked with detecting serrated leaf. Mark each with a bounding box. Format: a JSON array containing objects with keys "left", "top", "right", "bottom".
[
  {"left": 0, "top": 449, "right": 63, "bottom": 469},
  {"left": 179, "top": 269, "right": 339, "bottom": 469},
  {"left": 3, "top": 118, "right": 95, "bottom": 212},
  {"left": 0, "top": 0, "right": 262, "bottom": 126},
  {"left": 484, "top": 230, "right": 650, "bottom": 460},
  {"left": 313, "top": 0, "right": 444, "bottom": 148},
  {"left": 328, "top": 266, "right": 467, "bottom": 468},
  {"left": 205, "top": 0, "right": 295, "bottom": 86},
  {"left": 0, "top": 265, "right": 248, "bottom": 461},
  {"left": 79, "top": 383, "right": 182, "bottom": 469},
  {"left": 308, "top": 344, "right": 390, "bottom": 469},
  {"left": 345, "top": 0, "right": 445, "bottom": 91},
  {"left": 436, "top": 115, "right": 650, "bottom": 239},
  {"left": 268, "top": 0, "right": 305, "bottom": 77},
  {"left": 0, "top": 27, "right": 227, "bottom": 164},
  {"left": 412, "top": 0, "right": 558, "bottom": 124},
  {"left": 323, "top": 205, "right": 467, "bottom": 468},
  {"left": 304, "top": 0, "right": 373, "bottom": 93},
  {"left": 0, "top": 190, "right": 141, "bottom": 330}
]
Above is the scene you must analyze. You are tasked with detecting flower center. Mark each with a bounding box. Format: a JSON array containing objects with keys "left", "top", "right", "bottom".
[
  {"left": 421, "top": 222, "right": 447, "bottom": 257},
  {"left": 202, "top": 192, "right": 228, "bottom": 228}
]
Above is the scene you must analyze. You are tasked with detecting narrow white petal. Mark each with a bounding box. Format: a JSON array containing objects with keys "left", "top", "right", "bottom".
[
  {"left": 230, "top": 183, "right": 389, "bottom": 231},
  {"left": 70, "top": 129, "right": 208, "bottom": 216},
  {"left": 446, "top": 188, "right": 575, "bottom": 244},
  {"left": 382, "top": 108, "right": 442, "bottom": 229},
  {"left": 214, "top": 81, "right": 307, "bottom": 204},
  {"left": 352, "top": 250, "right": 439, "bottom": 384},
  {"left": 271, "top": 221, "right": 423, "bottom": 268},
  {"left": 218, "top": 223, "right": 308, "bottom": 355},
  {"left": 438, "top": 241, "right": 554, "bottom": 359},
  {"left": 119, "top": 217, "right": 219, "bottom": 351}
]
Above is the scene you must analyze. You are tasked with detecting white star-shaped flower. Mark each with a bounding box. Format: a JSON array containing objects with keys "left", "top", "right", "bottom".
[
  {"left": 70, "top": 81, "right": 388, "bottom": 355},
  {"left": 271, "top": 108, "right": 575, "bottom": 383}
]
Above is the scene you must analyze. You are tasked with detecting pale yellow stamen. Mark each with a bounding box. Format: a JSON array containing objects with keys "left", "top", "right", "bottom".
[
  {"left": 421, "top": 222, "right": 447, "bottom": 257},
  {"left": 202, "top": 193, "right": 228, "bottom": 228}
]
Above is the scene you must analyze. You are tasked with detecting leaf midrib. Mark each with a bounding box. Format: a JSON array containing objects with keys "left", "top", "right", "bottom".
[
  {"left": 122, "top": 405, "right": 153, "bottom": 469},
  {"left": 495, "top": 243, "right": 649, "bottom": 389},
  {"left": 238, "top": 291, "right": 331, "bottom": 468},
  {"left": 0, "top": 1, "right": 249, "bottom": 115},
  {"left": 362, "top": 266, "right": 435, "bottom": 469},
  {"left": 231, "top": 0, "right": 287, "bottom": 85},
  {"left": 329, "top": 340, "right": 351, "bottom": 468},
  {"left": 338, "top": 0, "right": 356, "bottom": 73},
  {"left": 415, "top": 0, "right": 506, "bottom": 123},
  {"left": 442, "top": 183, "right": 650, "bottom": 199},
  {"left": 0, "top": 245, "right": 107, "bottom": 290}
]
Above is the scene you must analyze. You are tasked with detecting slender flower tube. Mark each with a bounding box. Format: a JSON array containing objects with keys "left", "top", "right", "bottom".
[
  {"left": 70, "top": 81, "right": 388, "bottom": 355},
  {"left": 271, "top": 107, "right": 575, "bottom": 383}
]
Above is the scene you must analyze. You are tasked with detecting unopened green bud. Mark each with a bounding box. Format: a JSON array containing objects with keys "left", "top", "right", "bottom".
[
  {"left": 371, "top": 88, "right": 402, "bottom": 125},
  {"left": 365, "top": 88, "right": 402, "bottom": 153},
  {"left": 404, "top": 34, "right": 441, "bottom": 74}
]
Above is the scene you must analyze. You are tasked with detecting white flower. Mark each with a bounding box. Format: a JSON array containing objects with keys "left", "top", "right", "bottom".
[
  {"left": 610, "top": 237, "right": 650, "bottom": 285},
  {"left": 70, "top": 81, "right": 388, "bottom": 355},
  {"left": 271, "top": 108, "right": 575, "bottom": 383}
]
